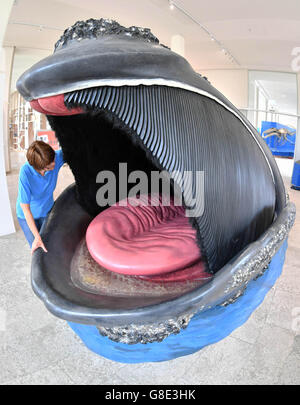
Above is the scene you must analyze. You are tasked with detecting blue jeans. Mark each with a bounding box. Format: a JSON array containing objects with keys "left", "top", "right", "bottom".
[{"left": 18, "top": 217, "right": 47, "bottom": 248}]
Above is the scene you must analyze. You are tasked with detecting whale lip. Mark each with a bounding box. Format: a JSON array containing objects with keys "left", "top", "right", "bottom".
[{"left": 16, "top": 34, "right": 201, "bottom": 102}]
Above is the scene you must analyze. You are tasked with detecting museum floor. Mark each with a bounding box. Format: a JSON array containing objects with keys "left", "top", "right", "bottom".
[{"left": 0, "top": 150, "right": 299, "bottom": 385}]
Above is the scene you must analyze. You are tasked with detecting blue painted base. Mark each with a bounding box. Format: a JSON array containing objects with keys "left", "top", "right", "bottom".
[
  {"left": 68, "top": 240, "right": 288, "bottom": 363},
  {"left": 291, "top": 161, "right": 300, "bottom": 189},
  {"left": 272, "top": 151, "right": 294, "bottom": 158}
]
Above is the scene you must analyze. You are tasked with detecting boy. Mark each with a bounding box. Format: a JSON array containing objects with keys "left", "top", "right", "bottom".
[{"left": 16, "top": 140, "right": 64, "bottom": 253}]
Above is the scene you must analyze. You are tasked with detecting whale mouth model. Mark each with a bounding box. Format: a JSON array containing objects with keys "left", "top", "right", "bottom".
[{"left": 17, "top": 18, "right": 295, "bottom": 344}]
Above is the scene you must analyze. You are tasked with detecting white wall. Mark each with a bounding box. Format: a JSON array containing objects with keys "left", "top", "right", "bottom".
[
  {"left": 0, "top": 0, "right": 15, "bottom": 236},
  {"left": 199, "top": 69, "right": 248, "bottom": 109},
  {"left": 2, "top": 46, "right": 14, "bottom": 171}
]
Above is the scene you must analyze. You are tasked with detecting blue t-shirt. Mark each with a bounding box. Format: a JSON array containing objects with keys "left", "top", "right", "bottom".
[{"left": 16, "top": 149, "right": 65, "bottom": 219}]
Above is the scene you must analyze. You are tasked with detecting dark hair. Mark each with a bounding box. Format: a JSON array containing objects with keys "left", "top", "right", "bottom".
[{"left": 26, "top": 141, "right": 55, "bottom": 170}]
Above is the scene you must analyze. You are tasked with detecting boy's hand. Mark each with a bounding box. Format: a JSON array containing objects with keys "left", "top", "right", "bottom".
[{"left": 31, "top": 236, "right": 48, "bottom": 254}]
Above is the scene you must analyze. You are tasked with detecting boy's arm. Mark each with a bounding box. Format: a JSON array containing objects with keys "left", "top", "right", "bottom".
[{"left": 20, "top": 203, "right": 48, "bottom": 254}]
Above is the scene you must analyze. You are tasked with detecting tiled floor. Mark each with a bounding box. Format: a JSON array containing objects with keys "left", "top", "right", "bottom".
[{"left": 0, "top": 151, "right": 299, "bottom": 385}]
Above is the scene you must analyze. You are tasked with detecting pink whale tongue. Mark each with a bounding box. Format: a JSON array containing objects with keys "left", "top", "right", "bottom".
[{"left": 86, "top": 194, "right": 202, "bottom": 277}]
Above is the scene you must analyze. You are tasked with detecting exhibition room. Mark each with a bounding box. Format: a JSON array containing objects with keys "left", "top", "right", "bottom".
[{"left": 0, "top": 0, "right": 299, "bottom": 386}]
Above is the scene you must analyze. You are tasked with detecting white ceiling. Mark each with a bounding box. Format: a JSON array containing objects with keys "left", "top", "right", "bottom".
[
  {"left": 5, "top": 0, "right": 300, "bottom": 71},
  {"left": 5, "top": 0, "right": 300, "bottom": 112}
]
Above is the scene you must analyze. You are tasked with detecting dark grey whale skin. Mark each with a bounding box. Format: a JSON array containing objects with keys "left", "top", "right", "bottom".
[{"left": 17, "top": 35, "right": 213, "bottom": 101}]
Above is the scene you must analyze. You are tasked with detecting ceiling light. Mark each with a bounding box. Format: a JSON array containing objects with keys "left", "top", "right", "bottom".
[{"left": 169, "top": 1, "right": 175, "bottom": 10}]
